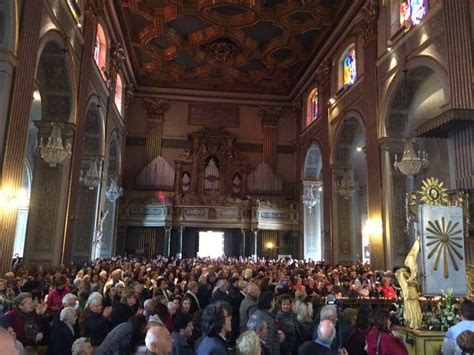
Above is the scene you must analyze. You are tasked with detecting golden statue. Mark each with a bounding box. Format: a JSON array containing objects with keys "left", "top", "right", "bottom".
[{"left": 395, "top": 238, "right": 422, "bottom": 329}]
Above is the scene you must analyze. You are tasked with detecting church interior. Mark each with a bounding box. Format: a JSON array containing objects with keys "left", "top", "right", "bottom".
[{"left": 0, "top": 0, "right": 473, "bottom": 354}]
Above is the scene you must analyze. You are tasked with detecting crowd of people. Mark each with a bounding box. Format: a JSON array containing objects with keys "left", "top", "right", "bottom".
[{"left": 0, "top": 256, "right": 472, "bottom": 355}]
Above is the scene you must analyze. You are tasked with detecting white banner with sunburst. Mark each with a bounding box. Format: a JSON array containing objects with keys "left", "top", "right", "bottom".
[{"left": 418, "top": 205, "right": 467, "bottom": 296}]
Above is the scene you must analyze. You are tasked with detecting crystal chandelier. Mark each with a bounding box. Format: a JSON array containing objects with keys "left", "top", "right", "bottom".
[
  {"left": 38, "top": 122, "right": 72, "bottom": 167},
  {"left": 105, "top": 177, "right": 123, "bottom": 202},
  {"left": 336, "top": 171, "right": 357, "bottom": 199},
  {"left": 80, "top": 159, "right": 101, "bottom": 189},
  {"left": 393, "top": 68, "right": 429, "bottom": 176},
  {"left": 302, "top": 181, "right": 321, "bottom": 209}
]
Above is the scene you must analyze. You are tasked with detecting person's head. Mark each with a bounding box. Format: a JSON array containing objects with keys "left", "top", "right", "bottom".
[
  {"left": 143, "top": 299, "right": 155, "bottom": 314},
  {"left": 167, "top": 301, "right": 177, "bottom": 315},
  {"left": 129, "top": 314, "right": 148, "bottom": 347},
  {"left": 257, "top": 291, "right": 274, "bottom": 311},
  {"left": 201, "top": 301, "right": 232, "bottom": 337},
  {"left": 247, "top": 315, "right": 268, "bottom": 339},
  {"left": 0, "top": 279, "right": 6, "bottom": 291},
  {"left": 111, "top": 269, "right": 122, "bottom": 282},
  {"left": 355, "top": 308, "right": 370, "bottom": 331},
  {"left": 55, "top": 275, "right": 67, "bottom": 290},
  {"left": 236, "top": 331, "right": 261, "bottom": 355},
  {"left": 181, "top": 297, "right": 192, "bottom": 314},
  {"left": 215, "top": 279, "right": 228, "bottom": 293},
  {"left": 342, "top": 308, "right": 358, "bottom": 326},
  {"left": 120, "top": 287, "right": 137, "bottom": 307},
  {"left": 246, "top": 283, "right": 261, "bottom": 299},
  {"left": 456, "top": 330, "right": 474, "bottom": 353},
  {"left": 296, "top": 301, "right": 313, "bottom": 323},
  {"left": 145, "top": 325, "right": 173, "bottom": 355},
  {"left": 13, "top": 292, "right": 34, "bottom": 313},
  {"left": 317, "top": 319, "right": 336, "bottom": 345},
  {"left": 71, "top": 337, "right": 93, "bottom": 355},
  {"left": 158, "top": 278, "right": 168, "bottom": 291},
  {"left": 60, "top": 307, "right": 78, "bottom": 326},
  {"left": 89, "top": 297, "right": 103, "bottom": 314},
  {"left": 173, "top": 313, "right": 194, "bottom": 339},
  {"left": 279, "top": 294, "right": 292, "bottom": 314},
  {"left": 62, "top": 293, "right": 78, "bottom": 308},
  {"left": 320, "top": 305, "right": 338, "bottom": 324},
  {"left": 0, "top": 327, "right": 19, "bottom": 355},
  {"left": 187, "top": 281, "right": 198, "bottom": 293},
  {"left": 371, "top": 308, "right": 391, "bottom": 332},
  {"left": 460, "top": 299, "right": 474, "bottom": 321}
]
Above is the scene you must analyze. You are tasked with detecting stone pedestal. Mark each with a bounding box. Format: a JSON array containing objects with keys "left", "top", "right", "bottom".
[{"left": 397, "top": 327, "right": 444, "bottom": 355}]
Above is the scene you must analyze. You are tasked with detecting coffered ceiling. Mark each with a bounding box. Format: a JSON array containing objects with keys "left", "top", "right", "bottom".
[{"left": 117, "top": 0, "right": 351, "bottom": 95}]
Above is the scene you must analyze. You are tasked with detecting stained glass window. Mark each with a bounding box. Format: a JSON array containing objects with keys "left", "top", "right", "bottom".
[
  {"left": 115, "top": 74, "right": 123, "bottom": 115},
  {"left": 306, "top": 88, "right": 319, "bottom": 126},
  {"left": 67, "top": 0, "right": 81, "bottom": 22},
  {"left": 94, "top": 24, "right": 107, "bottom": 79},
  {"left": 400, "top": 0, "right": 427, "bottom": 29},
  {"left": 343, "top": 49, "right": 356, "bottom": 86}
]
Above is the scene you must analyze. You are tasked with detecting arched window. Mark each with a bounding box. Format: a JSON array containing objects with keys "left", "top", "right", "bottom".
[
  {"left": 306, "top": 88, "right": 319, "bottom": 125},
  {"left": 114, "top": 73, "right": 123, "bottom": 115},
  {"left": 341, "top": 47, "right": 356, "bottom": 88},
  {"left": 94, "top": 23, "right": 107, "bottom": 78},
  {"left": 400, "top": 0, "right": 427, "bottom": 29}
]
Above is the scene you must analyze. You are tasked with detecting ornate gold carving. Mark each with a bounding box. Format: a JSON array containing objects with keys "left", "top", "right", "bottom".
[
  {"left": 426, "top": 217, "right": 464, "bottom": 278},
  {"left": 85, "top": 0, "right": 103, "bottom": 18},
  {"left": 420, "top": 177, "right": 449, "bottom": 206},
  {"left": 144, "top": 98, "right": 171, "bottom": 121},
  {"left": 467, "top": 264, "right": 474, "bottom": 298},
  {"left": 316, "top": 60, "right": 331, "bottom": 83},
  {"left": 124, "top": 84, "right": 135, "bottom": 108},
  {"left": 110, "top": 42, "right": 125, "bottom": 75},
  {"left": 359, "top": 0, "right": 379, "bottom": 45}
]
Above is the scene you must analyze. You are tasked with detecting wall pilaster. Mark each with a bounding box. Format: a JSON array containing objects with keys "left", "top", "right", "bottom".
[
  {"left": 259, "top": 106, "right": 282, "bottom": 171},
  {"left": 144, "top": 98, "right": 171, "bottom": 163},
  {"left": 0, "top": 1, "right": 42, "bottom": 275}
]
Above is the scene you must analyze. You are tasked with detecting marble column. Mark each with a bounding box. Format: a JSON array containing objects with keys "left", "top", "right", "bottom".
[
  {"left": 177, "top": 225, "right": 185, "bottom": 259},
  {"left": 444, "top": 0, "right": 473, "bottom": 109},
  {"left": 62, "top": 5, "right": 101, "bottom": 264},
  {"left": 144, "top": 98, "right": 170, "bottom": 163},
  {"left": 361, "top": 2, "right": 384, "bottom": 269},
  {"left": 241, "top": 228, "right": 246, "bottom": 257},
  {"left": 253, "top": 229, "right": 258, "bottom": 259},
  {"left": 259, "top": 106, "right": 282, "bottom": 171},
  {"left": 164, "top": 226, "right": 172, "bottom": 257},
  {"left": 0, "top": 0, "right": 42, "bottom": 275}
]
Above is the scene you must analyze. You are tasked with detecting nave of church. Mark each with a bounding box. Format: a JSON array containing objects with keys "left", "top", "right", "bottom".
[{"left": 0, "top": 0, "right": 473, "bottom": 354}]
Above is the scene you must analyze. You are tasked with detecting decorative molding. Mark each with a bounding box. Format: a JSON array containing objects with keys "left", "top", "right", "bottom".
[
  {"left": 110, "top": 42, "right": 125, "bottom": 76},
  {"left": 259, "top": 105, "right": 282, "bottom": 127},
  {"left": 85, "top": 0, "right": 104, "bottom": 18},
  {"left": 125, "top": 84, "right": 136, "bottom": 108},
  {"left": 144, "top": 98, "right": 171, "bottom": 121},
  {"left": 359, "top": 0, "right": 379, "bottom": 46}
]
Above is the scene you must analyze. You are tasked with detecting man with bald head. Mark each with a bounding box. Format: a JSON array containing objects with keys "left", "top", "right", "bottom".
[
  {"left": 146, "top": 324, "right": 173, "bottom": 355},
  {"left": 0, "top": 327, "right": 19, "bottom": 355},
  {"left": 239, "top": 282, "right": 261, "bottom": 332},
  {"left": 298, "top": 319, "right": 347, "bottom": 355}
]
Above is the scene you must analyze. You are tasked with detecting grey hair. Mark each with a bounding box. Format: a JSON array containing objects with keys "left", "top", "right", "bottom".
[
  {"left": 296, "top": 301, "right": 313, "bottom": 322},
  {"left": 71, "top": 337, "right": 91, "bottom": 355},
  {"left": 62, "top": 293, "right": 77, "bottom": 306},
  {"left": 320, "top": 305, "right": 337, "bottom": 321},
  {"left": 236, "top": 331, "right": 261, "bottom": 355},
  {"left": 86, "top": 291, "right": 103, "bottom": 306},
  {"left": 60, "top": 307, "right": 77, "bottom": 322},
  {"left": 247, "top": 314, "right": 267, "bottom": 333},
  {"left": 13, "top": 292, "right": 32, "bottom": 308}
]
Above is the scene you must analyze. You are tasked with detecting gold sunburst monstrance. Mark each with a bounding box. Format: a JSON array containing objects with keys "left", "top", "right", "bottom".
[
  {"left": 420, "top": 177, "right": 449, "bottom": 206},
  {"left": 426, "top": 217, "right": 464, "bottom": 278}
]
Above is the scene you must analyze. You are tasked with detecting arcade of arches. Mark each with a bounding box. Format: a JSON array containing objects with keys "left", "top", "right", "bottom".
[{"left": 1, "top": 0, "right": 474, "bottom": 276}]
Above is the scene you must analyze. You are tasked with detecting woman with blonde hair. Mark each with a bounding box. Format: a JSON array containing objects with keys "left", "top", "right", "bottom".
[
  {"left": 296, "top": 300, "right": 313, "bottom": 342},
  {"left": 236, "top": 331, "right": 262, "bottom": 355}
]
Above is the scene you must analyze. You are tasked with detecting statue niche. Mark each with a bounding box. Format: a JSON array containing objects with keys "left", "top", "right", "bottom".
[{"left": 174, "top": 127, "right": 248, "bottom": 199}]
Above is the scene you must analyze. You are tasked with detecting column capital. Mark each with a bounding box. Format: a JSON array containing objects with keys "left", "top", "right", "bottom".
[
  {"left": 359, "top": 0, "right": 379, "bottom": 46},
  {"left": 259, "top": 105, "right": 282, "bottom": 127},
  {"left": 124, "top": 83, "right": 136, "bottom": 108},
  {"left": 315, "top": 60, "right": 332, "bottom": 83},
  {"left": 110, "top": 42, "right": 125, "bottom": 76},
  {"left": 84, "top": 0, "right": 104, "bottom": 18},
  {"left": 144, "top": 98, "right": 171, "bottom": 122}
]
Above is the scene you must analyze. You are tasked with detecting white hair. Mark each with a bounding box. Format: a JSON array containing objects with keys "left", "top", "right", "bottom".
[
  {"left": 60, "top": 307, "right": 77, "bottom": 322},
  {"left": 320, "top": 305, "right": 337, "bottom": 321},
  {"left": 86, "top": 291, "right": 103, "bottom": 306},
  {"left": 167, "top": 301, "right": 175, "bottom": 312},
  {"left": 236, "top": 331, "right": 261, "bottom": 355},
  {"left": 62, "top": 293, "right": 77, "bottom": 306},
  {"left": 71, "top": 337, "right": 91, "bottom": 355},
  {"left": 296, "top": 302, "right": 313, "bottom": 322}
]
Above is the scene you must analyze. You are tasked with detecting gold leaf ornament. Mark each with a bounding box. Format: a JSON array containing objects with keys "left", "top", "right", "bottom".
[{"left": 420, "top": 177, "right": 449, "bottom": 206}]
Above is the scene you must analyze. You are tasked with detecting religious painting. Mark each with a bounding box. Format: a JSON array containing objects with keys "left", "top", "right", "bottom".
[{"left": 400, "top": 0, "right": 427, "bottom": 29}]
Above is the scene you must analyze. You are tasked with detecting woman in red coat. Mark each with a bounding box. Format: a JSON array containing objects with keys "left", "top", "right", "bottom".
[
  {"left": 46, "top": 275, "right": 70, "bottom": 316},
  {"left": 365, "top": 309, "right": 408, "bottom": 355}
]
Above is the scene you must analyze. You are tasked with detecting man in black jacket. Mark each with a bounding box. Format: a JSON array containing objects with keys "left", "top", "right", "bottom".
[{"left": 298, "top": 320, "right": 348, "bottom": 355}]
